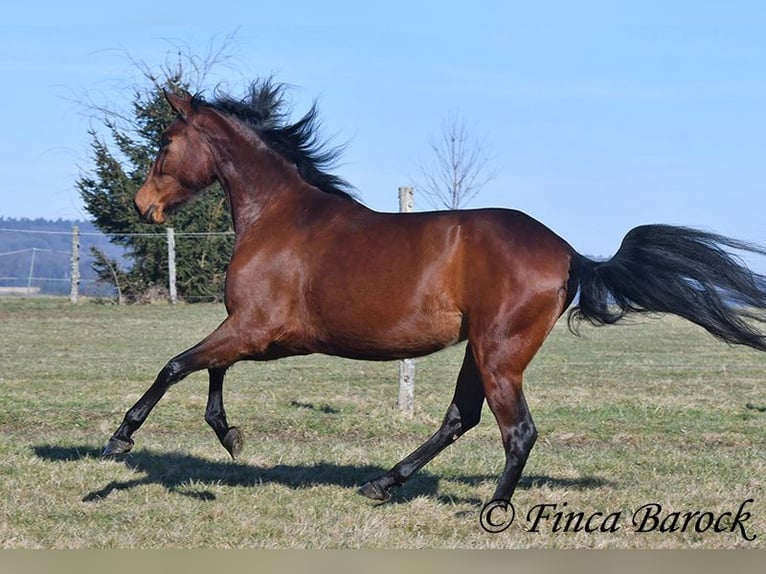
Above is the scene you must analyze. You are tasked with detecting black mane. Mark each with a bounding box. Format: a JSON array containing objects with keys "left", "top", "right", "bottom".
[{"left": 193, "top": 79, "right": 357, "bottom": 201}]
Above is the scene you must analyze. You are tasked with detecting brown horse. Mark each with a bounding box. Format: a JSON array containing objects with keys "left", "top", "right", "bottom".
[{"left": 103, "top": 79, "right": 766, "bottom": 509}]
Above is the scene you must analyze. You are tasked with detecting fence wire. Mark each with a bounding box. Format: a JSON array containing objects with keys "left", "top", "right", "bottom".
[{"left": 0, "top": 226, "right": 233, "bottom": 300}]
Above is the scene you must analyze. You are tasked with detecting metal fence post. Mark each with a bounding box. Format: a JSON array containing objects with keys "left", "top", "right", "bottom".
[{"left": 26, "top": 248, "right": 37, "bottom": 295}]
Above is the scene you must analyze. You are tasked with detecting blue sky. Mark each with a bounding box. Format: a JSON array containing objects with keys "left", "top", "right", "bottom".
[{"left": 1, "top": 1, "right": 765, "bottom": 260}]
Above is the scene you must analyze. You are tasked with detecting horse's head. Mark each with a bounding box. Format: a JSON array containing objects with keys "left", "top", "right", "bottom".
[{"left": 134, "top": 90, "right": 218, "bottom": 224}]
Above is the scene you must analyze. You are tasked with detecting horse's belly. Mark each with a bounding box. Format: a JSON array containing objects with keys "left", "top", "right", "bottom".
[{"left": 316, "top": 309, "right": 465, "bottom": 361}]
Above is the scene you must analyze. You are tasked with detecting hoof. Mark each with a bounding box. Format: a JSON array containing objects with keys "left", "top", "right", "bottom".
[
  {"left": 102, "top": 437, "right": 134, "bottom": 457},
  {"left": 357, "top": 480, "right": 392, "bottom": 502},
  {"left": 223, "top": 427, "right": 244, "bottom": 459}
]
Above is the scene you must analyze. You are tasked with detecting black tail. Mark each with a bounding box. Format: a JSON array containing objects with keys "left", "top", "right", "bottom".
[{"left": 569, "top": 224, "right": 766, "bottom": 351}]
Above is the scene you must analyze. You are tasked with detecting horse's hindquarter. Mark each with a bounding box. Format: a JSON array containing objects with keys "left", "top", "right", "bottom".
[{"left": 455, "top": 210, "right": 576, "bottom": 354}]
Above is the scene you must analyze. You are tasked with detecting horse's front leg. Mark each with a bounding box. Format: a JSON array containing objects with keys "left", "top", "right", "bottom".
[
  {"left": 102, "top": 320, "right": 244, "bottom": 457},
  {"left": 204, "top": 367, "right": 244, "bottom": 459},
  {"left": 101, "top": 356, "right": 186, "bottom": 456}
]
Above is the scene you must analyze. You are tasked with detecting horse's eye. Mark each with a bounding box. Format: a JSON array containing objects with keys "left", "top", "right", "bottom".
[{"left": 155, "top": 148, "right": 169, "bottom": 175}]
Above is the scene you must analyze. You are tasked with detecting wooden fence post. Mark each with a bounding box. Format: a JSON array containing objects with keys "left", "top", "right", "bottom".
[
  {"left": 69, "top": 225, "right": 80, "bottom": 304},
  {"left": 397, "top": 186, "right": 415, "bottom": 417},
  {"left": 167, "top": 227, "right": 177, "bottom": 304}
]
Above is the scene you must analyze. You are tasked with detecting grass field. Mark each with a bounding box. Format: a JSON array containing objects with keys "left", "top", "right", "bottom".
[{"left": 0, "top": 297, "right": 764, "bottom": 548}]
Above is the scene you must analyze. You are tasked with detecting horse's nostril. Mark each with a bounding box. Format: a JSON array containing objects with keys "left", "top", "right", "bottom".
[{"left": 135, "top": 203, "right": 156, "bottom": 224}]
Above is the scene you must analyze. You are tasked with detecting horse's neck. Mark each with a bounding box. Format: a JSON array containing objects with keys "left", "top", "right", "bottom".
[
  {"left": 209, "top": 131, "right": 296, "bottom": 231},
  {"left": 220, "top": 152, "right": 319, "bottom": 235},
  {"left": 204, "top": 112, "right": 346, "bottom": 237}
]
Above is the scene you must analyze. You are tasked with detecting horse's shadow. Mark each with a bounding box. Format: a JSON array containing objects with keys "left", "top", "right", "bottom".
[{"left": 32, "top": 444, "right": 612, "bottom": 507}]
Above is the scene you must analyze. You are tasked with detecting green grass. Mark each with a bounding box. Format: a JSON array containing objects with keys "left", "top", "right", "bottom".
[{"left": 0, "top": 298, "right": 763, "bottom": 548}]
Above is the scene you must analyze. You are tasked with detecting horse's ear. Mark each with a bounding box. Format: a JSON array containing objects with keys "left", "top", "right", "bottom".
[{"left": 164, "top": 89, "right": 194, "bottom": 121}]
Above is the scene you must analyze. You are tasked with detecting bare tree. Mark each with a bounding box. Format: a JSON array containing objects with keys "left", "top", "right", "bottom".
[{"left": 417, "top": 112, "right": 494, "bottom": 210}]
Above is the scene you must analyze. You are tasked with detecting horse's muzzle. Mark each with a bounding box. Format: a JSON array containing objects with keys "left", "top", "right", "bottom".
[{"left": 134, "top": 201, "right": 163, "bottom": 224}]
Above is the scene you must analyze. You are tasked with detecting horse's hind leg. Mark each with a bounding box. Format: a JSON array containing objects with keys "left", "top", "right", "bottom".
[
  {"left": 358, "top": 344, "right": 485, "bottom": 501},
  {"left": 482, "top": 368, "right": 537, "bottom": 504},
  {"left": 472, "top": 314, "right": 559, "bottom": 506},
  {"left": 204, "top": 367, "right": 244, "bottom": 459}
]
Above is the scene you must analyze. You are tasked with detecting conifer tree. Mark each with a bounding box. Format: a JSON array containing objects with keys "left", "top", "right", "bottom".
[{"left": 77, "top": 65, "right": 233, "bottom": 302}]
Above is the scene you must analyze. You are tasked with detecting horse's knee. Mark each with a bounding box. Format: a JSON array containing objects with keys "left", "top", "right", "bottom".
[{"left": 159, "top": 359, "right": 185, "bottom": 385}]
